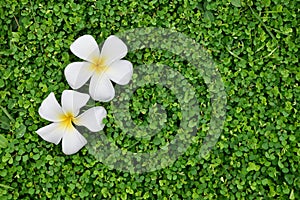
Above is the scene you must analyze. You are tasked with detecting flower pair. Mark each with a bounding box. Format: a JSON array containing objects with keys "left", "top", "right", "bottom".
[{"left": 36, "top": 35, "right": 133, "bottom": 155}]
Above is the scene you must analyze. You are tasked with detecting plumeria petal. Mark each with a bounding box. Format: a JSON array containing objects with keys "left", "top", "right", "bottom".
[
  {"left": 100, "top": 35, "right": 128, "bottom": 66},
  {"left": 106, "top": 60, "right": 133, "bottom": 85},
  {"left": 61, "top": 90, "right": 90, "bottom": 116},
  {"left": 70, "top": 35, "right": 100, "bottom": 63},
  {"left": 64, "top": 62, "right": 94, "bottom": 89},
  {"left": 62, "top": 126, "right": 87, "bottom": 155},
  {"left": 75, "top": 106, "right": 107, "bottom": 132},
  {"left": 89, "top": 74, "right": 115, "bottom": 102},
  {"left": 38, "top": 93, "right": 64, "bottom": 122},
  {"left": 36, "top": 123, "right": 65, "bottom": 145}
]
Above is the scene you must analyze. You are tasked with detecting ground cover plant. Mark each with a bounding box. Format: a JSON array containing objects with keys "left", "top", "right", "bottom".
[{"left": 0, "top": 0, "right": 299, "bottom": 199}]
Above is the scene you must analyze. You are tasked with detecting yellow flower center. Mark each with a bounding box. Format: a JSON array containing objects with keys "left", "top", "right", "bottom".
[
  {"left": 60, "top": 112, "right": 76, "bottom": 130},
  {"left": 90, "top": 57, "right": 108, "bottom": 73}
]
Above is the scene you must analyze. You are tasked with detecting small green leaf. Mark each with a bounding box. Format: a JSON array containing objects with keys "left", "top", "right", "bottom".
[
  {"left": 247, "top": 162, "right": 261, "bottom": 172},
  {"left": 0, "top": 79, "right": 4, "bottom": 88},
  {"left": 231, "top": 0, "right": 241, "bottom": 7},
  {"left": 284, "top": 174, "right": 294, "bottom": 185},
  {"left": 289, "top": 189, "right": 295, "bottom": 200},
  {"left": 0, "top": 116, "right": 10, "bottom": 130},
  {"left": 16, "top": 124, "right": 27, "bottom": 138},
  {"left": 0, "top": 106, "right": 14, "bottom": 123},
  {"left": 204, "top": 11, "right": 215, "bottom": 22},
  {"left": 32, "top": 154, "right": 40, "bottom": 160},
  {"left": 11, "top": 32, "right": 20, "bottom": 43},
  {"left": 0, "top": 134, "right": 8, "bottom": 148},
  {"left": 0, "top": 183, "right": 14, "bottom": 190}
]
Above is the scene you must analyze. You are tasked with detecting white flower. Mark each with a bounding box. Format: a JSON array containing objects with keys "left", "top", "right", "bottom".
[
  {"left": 64, "top": 35, "right": 133, "bottom": 102},
  {"left": 36, "top": 90, "right": 107, "bottom": 155}
]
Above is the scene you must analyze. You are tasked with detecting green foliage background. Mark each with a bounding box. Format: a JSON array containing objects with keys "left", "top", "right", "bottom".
[{"left": 0, "top": 0, "right": 299, "bottom": 199}]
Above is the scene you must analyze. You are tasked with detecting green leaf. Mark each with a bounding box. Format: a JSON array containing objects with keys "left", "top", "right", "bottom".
[
  {"left": 284, "top": 174, "right": 294, "bottom": 185},
  {"left": 289, "top": 189, "right": 295, "bottom": 200},
  {"left": 0, "top": 106, "right": 15, "bottom": 123},
  {"left": 231, "top": 0, "right": 241, "bottom": 7},
  {"left": 15, "top": 124, "right": 27, "bottom": 138},
  {"left": 0, "top": 183, "right": 14, "bottom": 190},
  {"left": 0, "top": 79, "right": 4, "bottom": 88},
  {"left": 0, "top": 134, "right": 8, "bottom": 148},
  {"left": 0, "top": 115, "right": 10, "bottom": 130},
  {"left": 204, "top": 11, "right": 215, "bottom": 22},
  {"left": 247, "top": 162, "right": 261, "bottom": 172}
]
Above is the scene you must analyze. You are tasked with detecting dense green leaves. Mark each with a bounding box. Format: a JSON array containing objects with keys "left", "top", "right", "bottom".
[{"left": 0, "top": 0, "right": 299, "bottom": 199}]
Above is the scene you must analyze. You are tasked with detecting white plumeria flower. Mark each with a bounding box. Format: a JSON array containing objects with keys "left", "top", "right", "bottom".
[
  {"left": 36, "top": 90, "right": 107, "bottom": 155},
  {"left": 65, "top": 35, "right": 133, "bottom": 102}
]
